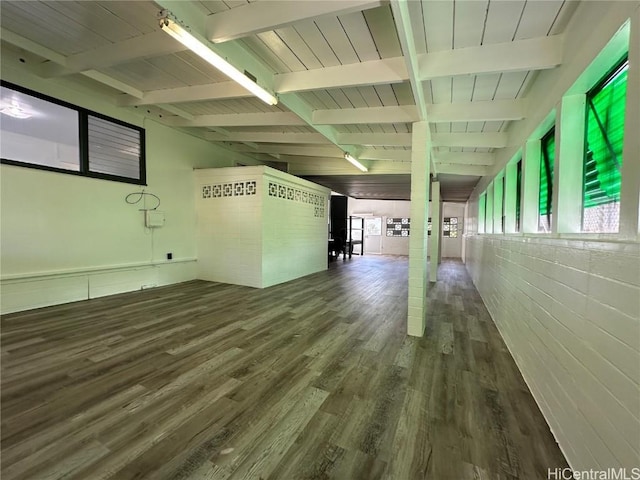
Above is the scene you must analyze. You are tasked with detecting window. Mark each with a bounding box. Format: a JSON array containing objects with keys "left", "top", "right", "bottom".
[
  {"left": 443, "top": 217, "right": 458, "bottom": 238},
  {"left": 478, "top": 194, "right": 486, "bottom": 233},
  {"left": 516, "top": 159, "right": 522, "bottom": 231},
  {"left": 583, "top": 57, "right": 628, "bottom": 232},
  {"left": 1, "top": 81, "right": 145, "bottom": 185},
  {"left": 539, "top": 128, "right": 555, "bottom": 232},
  {"left": 501, "top": 175, "right": 506, "bottom": 233}
]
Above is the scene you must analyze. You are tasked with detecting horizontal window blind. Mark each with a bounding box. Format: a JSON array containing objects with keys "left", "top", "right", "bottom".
[{"left": 88, "top": 115, "right": 141, "bottom": 180}]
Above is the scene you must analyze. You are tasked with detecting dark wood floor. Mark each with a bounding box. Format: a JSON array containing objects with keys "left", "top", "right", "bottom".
[{"left": 1, "top": 256, "right": 567, "bottom": 480}]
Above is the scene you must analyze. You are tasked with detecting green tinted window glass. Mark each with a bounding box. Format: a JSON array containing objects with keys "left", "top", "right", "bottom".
[
  {"left": 584, "top": 60, "right": 627, "bottom": 209},
  {"left": 540, "top": 129, "right": 555, "bottom": 218}
]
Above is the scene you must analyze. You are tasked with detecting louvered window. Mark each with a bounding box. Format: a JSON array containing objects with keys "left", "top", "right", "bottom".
[
  {"left": 582, "top": 58, "right": 628, "bottom": 232},
  {"left": 539, "top": 128, "right": 554, "bottom": 232},
  {"left": 478, "top": 193, "right": 486, "bottom": 233},
  {"left": 515, "top": 159, "right": 522, "bottom": 232},
  {"left": 88, "top": 115, "right": 142, "bottom": 180},
  {"left": 1, "top": 81, "right": 145, "bottom": 185}
]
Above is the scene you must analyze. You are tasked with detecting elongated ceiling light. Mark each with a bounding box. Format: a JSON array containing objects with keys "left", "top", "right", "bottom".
[
  {"left": 158, "top": 11, "right": 277, "bottom": 105},
  {"left": 344, "top": 153, "right": 368, "bottom": 172}
]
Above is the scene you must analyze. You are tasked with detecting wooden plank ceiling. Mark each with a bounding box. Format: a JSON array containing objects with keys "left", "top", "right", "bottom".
[{"left": 0, "top": 0, "right": 579, "bottom": 201}]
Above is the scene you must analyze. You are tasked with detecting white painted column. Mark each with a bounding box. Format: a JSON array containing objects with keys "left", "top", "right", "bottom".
[
  {"left": 620, "top": 7, "right": 640, "bottom": 239},
  {"left": 478, "top": 194, "right": 486, "bottom": 233},
  {"left": 522, "top": 139, "right": 542, "bottom": 233},
  {"left": 429, "top": 180, "right": 440, "bottom": 282},
  {"left": 493, "top": 173, "right": 504, "bottom": 233},
  {"left": 485, "top": 182, "right": 495, "bottom": 233},
  {"left": 556, "top": 95, "right": 587, "bottom": 233},
  {"left": 407, "top": 121, "right": 430, "bottom": 337},
  {"left": 504, "top": 159, "right": 518, "bottom": 233}
]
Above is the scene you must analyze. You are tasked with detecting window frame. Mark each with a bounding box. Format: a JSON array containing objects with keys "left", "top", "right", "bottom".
[
  {"left": 539, "top": 127, "right": 555, "bottom": 231},
  {"left": 581, "top": 56, "right": 628, "bottom": 232},
  {"left": 0, "top": 81, "right": 146, "bottom": 185}
]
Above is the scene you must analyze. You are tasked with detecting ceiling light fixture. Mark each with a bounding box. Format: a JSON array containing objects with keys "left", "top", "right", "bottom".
[
  {"left": 158, "top": 10, "right": 277, "bottom": 106},
  {"left": 0, "top": 102, "right": 32, "bottom": 119},
  {"left": 344, "top": 153, "right": 368, "bottom": 172}
]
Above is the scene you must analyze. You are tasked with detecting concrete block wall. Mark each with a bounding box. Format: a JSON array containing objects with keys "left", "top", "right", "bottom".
[
  {"left": 262, "top": 169, "right": 329, "bottom": 288},
  {"left": 465, "top": 235, "right": 640, "bottom": 469},
  {"left": 195, "top": 167, "right": 263, "bottom": 288},
  {"left": 195, "top": 166, "right": 330, "bottom": 289}
]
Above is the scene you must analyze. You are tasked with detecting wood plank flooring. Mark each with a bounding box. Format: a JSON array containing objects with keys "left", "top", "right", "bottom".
[{"left": 1, "top": 256, "right": 568, "bottom": 479}]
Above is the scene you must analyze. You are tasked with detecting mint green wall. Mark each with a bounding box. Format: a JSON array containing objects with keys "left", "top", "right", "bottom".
[{"left": 0, "top": 63, "right": 258, "bottom": 311}]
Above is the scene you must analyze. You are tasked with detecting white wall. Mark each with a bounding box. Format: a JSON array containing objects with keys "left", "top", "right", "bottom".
[
  {"left": 349, "top": 199, "right": 411, "bottom": 255},
  {"left": 195, "top": 167, "right": 263, "bottom": 288},
  {"left": 195, "top": 166, "right": 329, "bottom": 289},
  {"left": 262, "top": 169, "right": 329, "bottom": 287},
  {"left": 462, "top": 1, "right": 640, "bottom": 470},
  {"left": 0, "top": 62, "right": 258, "bottom": 313},
  {"left": 465, "top": 234, "right": 639, "bottom": 469}
]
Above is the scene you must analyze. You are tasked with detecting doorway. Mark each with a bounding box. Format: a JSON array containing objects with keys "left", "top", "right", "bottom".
[{"left": 364, "top": 217, "right": 382, "bottom": 254}]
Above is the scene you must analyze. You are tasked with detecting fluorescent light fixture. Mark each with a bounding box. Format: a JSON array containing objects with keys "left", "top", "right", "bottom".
[
  {"left": 158, "top": 12, "right": 277, "bottom": 106},
  {"left": 0, "top": 102, "right": 32, "bottom": 119},
  {"left": 344, "top": 153, "right": 368, "bottom": 172}
]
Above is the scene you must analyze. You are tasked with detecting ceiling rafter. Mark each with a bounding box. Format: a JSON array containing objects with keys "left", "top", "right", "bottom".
[
  {"left": 312, "top": 100, "right": 527, "bottom": 125},
  {"left": 419, "top": 35, "right": 564, "bottom": 79},
  {"left": 433, "top": 152, "right": 495, "bottom": 166},
  {"left": 0, "top": 28, "right": 143, "bottom": 100},
  {"left": 39, "top": 31, "right": 183, "bottom": 78},
  {"left": 164, "top": 112, "right": 306, "bottom": 127},
  {"left": 389, "top": 0, "right": 433, "bottom": 174},
  {"left": 206, "top": 132, "right": 330, "bottom": 144},
  {"left": 432, "top": 133, "right": 508, "bottom": 148},
  {"left": 206, "top": 0, "right": 385, "bottom": 43}
]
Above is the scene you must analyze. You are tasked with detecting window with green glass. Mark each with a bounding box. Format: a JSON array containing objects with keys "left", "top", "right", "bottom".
[
  {"left": 478, "top": 193, "right": 486, "bottom": 233},
  {"left": 539, "top": 128, "right": 555, "bottom": 232},
  {"left": 515, "top": 159, "right": 522, "bottom": 231},
  {"left": 583, "top": 57, "right": 628, "bottom": 232}
]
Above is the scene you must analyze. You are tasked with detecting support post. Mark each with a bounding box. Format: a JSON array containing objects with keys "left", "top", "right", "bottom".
[
  {"left": 407, "top": 121, "right": 430, "bottom": 337},
  {"left": 429, "top": 181, "right": 440, "bottom": 282}
]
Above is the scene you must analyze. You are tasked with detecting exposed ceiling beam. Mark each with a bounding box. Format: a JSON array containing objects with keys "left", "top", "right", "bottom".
[
  {"left": 207, "top": 0, "right": 385, "bottom": 43},
  {"left": 419, "top": 35, "right": 563, "bottom": 80},
  {"left": 274, "top": 57, "right": 408, "bottom": 93},
  {"left": 206, "top": 132, "right": 331, "bottom": 144},
  {"left": 155, "top": 104, "right": 195, "bottom": 121},
  {"left": 390, "top": 0, "right": 436, "bottom": 176},
  {"left": 156, "top": 1, "right": 277, "bottom": 96},
  {"left": 0, "top": 28, "right": 66, "bottom": 64},
  {"left": 231, "top": 144, "right": 344, "bottom": 158},
  {"left": 436, "top": 164, "right": 491, "bottom": 176},
  {"left": 0, "top": 28, "right": 145, "bottom": 99},
  {"left": 164, "top": 112, "right": 306, "bottom": 127},
  {"left": 288, "top": 159, "right": 411, "bottom": 176},
  {"left": 360, "top": 148, "right": 411, "bottom": 162},
  {"left": 313, "top": 105, "right": 418, "bottom": 125},
  {"left": 311, "top": 100, "right": 526, "bottom": 125},
  {"left": 118, "top": 82, "right": 251, "bottom": 106},
  {"left": 338, "top": 133, "right": 412, "bottom": 147},
  {"left": 428, "top": 100, "right": 527, "bottom": 123},
  {"left": 116, "top": 34, "right": 563, "bottom": 105},
  {"left": 230, "top": 144, "right": 411, "bottom": 162},
  {"left": 39, "top": 31, "right": 183, "bottom": 77},
  {"left": 433, "top": 152, "right": 495, "bottom": 166},
  {"left": 431, "top": 133, "right": 508, "bottom": 148},
  {"left": 158, "top": 0, "right": 361, "bottom": 168},
  {"left": 80, "top": 70, "right": 142, "bottom": 98}
]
